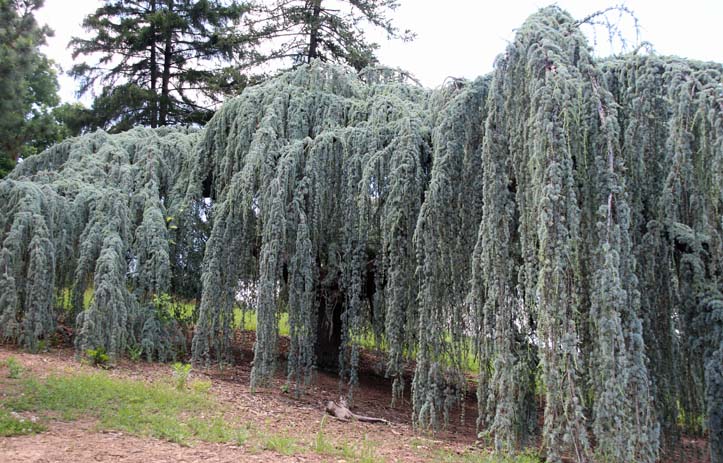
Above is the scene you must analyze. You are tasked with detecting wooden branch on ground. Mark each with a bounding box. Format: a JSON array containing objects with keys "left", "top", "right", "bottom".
[{"left": 325, "top": 400, "right": 389, "bottom": 424}]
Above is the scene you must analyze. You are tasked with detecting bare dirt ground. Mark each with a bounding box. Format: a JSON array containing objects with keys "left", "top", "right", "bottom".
[{"left": 0, "top": 339, "right": 711, "bottom": 463}]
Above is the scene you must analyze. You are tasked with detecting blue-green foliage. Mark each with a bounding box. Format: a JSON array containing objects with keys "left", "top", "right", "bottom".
[{"left": 1, "top": 128, "right": 198, "bottom": 359}]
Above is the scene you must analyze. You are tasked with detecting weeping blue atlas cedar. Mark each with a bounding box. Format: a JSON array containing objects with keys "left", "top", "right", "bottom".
[{"left": 1, "top": 7, "right": 721, "bottom": 463}]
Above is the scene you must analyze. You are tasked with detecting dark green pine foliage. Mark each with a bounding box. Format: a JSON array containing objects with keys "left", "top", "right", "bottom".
[
  {"left": 287, "top": 209, "right": 316, "bottom": 395},
  {"left": 1, "top": 7, "right": 722, "bottom": 462},
  {"left": 0, "top": 181, "right": 67, "bottom": 351},
  {"left": 587, "top": 69, "right": 658, "bottom": 463},
  {"left": 467, "top": 60, "right": 536, "bottom": 450},
  {"left": 0, "top": 0, "right": 67, "bottom": 176},
  {"left": 512, "top": 12, "right": 592, "bottom": 461},
  {"left": 71, "top": 0, "right": 253, "bottom": 131},
  {"left": 248, "top": 0, "right": 413, "bottom": 71},
  {"left": 698, "top": 294, "right": 723, "bottom": 463},
  {"left": 465, "top": 11, "right": 598, "bottom": 461}
]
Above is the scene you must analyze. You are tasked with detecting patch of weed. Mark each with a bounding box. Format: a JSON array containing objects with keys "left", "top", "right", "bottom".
[
  {"left": 264, "top": 432, "right": 297, "bottom": 455},
  {"left": 171, "top": 362, "right": 192, "bottom": 390},
  {"left": 128, "top": 344, "right": 143, "bottom": 362},
  {"left": 190, "top": 379, "right": 212, "bottom": 394},
  {"left": 4, "top": 356, "right": 23, "bottom": 379},
  {"left": 358, "top": 434, "right": 384, "bottom": 463},
  {"left": 85, "top": 347, "right": 110, "bottom": 368},
  {"left": 2, "top": 371, "right": 246, "bottom": 446},
  {"left": 434, "top": 448, "right": 543, "bottom": 463},
  {"left": 234, "top": 425, "right": 253, "bottom": 446},
  {"left": 313, "top": 416, "right": 336, "bottom": 454},
  {"left": 0, "top": 409, "right": 46, "bottom": 436}
]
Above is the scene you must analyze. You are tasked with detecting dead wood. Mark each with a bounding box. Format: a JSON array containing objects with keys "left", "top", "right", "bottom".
[{"left": 325, "top": 399, "right": 389, "bottom": 425}]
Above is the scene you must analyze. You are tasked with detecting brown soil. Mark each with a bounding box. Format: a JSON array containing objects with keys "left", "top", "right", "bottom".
[
  {"left": 0, "top": 341, "right": 711, "bottom": 463},
  {"left": 0, "top": 342, "right": 477, "bottom": 463}
]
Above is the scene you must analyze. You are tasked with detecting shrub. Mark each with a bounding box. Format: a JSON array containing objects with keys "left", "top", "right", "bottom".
[
  {"left": 171, "top": 362, "right": 192, "bottom": 390},
  {"left": 85, "top": 347, "right": 110, "bottom": 368},
  {"left": 190, "top": 379, "right": 212, "bottom": 394},
  {"left": 5, "top": 356, "right": 23, "bottom": 379},
  {"left": 128, "top": 344, "right": 142, "bottom": 362}
]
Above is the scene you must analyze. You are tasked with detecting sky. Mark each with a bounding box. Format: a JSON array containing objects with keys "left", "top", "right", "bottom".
[{"left": 35, "top": 0, "right": 723, "bottom": 103}]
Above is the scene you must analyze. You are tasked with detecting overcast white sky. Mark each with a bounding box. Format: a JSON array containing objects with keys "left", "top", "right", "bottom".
[{"left": 36, "top": 0, "right": 723, "bottom": 103}]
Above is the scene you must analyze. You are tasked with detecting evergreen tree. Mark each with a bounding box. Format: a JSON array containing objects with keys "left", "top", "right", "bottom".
[
  {"left": 70, "top": 0, "right": 254, "bottom": 131},
  {"left": 247, "top": 0, "right": 413, "bottom": 71},
  {"left": 0, "top": 0, "right": 65, "bottom": 177}
]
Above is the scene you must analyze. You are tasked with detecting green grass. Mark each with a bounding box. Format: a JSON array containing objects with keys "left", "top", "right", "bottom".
[
  {"left": 4, "top": 356, "right": 23, "bottom": 379},
  {"left": 313, "top": 417, "right": 336, "bottom": 454},
  {"left": 3, "top": 371, "right": 243, "bottom": 445},
  {"left": 0, "top": 364, "right": 541, "bottom": 460},
  {"left": 312, "top": 417, "right": 385, "bottom": 462},
  {"left": 233, "top": 308, "right": 290, "bottom": 336},
  {"left": 58, "top": 286, "right": 480, "bottom": 374},
  {"left": 433, "top": 448, "right": 543, "bottom": 463},
  {"left": 263, "top": 432, "right": 297, "bottom": 455},
  {"left": 57, "top": 287, "right": 478, "bottom": 375},
  {"left": 357, "top": 434, "right": 384, "bottom": 463},
  {"left": 56, "top": 286, "right": 94, "bottom": 311},
  {"left": 133, "top": 294, "right": 294, "bottom": 337},
  {"left": 233, "top": 424, "right": 253, "bottom": 446},
  {"left": 190, "top": 379, "right": 213, "bottom": 394},
  {"left": 0, "top": 409, "right": 46, "bottom": 437},
  {"left": 56, "top": 287, "right": 295, "bottom": 337}
]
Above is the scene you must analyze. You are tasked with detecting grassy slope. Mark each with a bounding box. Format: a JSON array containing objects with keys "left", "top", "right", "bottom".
[{"left": 0, "top": 355, "right": 539, "bottom": 462}]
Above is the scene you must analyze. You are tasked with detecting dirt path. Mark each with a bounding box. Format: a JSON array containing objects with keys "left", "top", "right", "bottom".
[{"left": 1, "top": 420, "right": 298, "bottom": 463}]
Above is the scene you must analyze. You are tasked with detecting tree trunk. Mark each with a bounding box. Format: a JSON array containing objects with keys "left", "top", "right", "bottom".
[
  {"left": 159, "top": 0, "right": 173, "bottom": 125},
  {"left": 315, "top": 287, "right": 342, "bottom": 371},
  {"left": 307, "top": 0, "right": 322, "bottom": 62},
  {"left": 149, "top": 0, "right": 158, "bottom": 128}
]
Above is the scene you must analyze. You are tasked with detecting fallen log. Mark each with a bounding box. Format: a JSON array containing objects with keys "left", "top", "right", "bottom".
[{"left": 325, "top": 399, "right": 389, "bottom": 424}]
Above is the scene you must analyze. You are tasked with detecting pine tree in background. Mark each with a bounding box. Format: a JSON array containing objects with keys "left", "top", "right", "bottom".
[
  {"left": 0, "top": 0, "right": 68, "bottom": 177},
  {"left": 246, "top": 0, "right": 413, "bottom": 71},
  {"left": 71, "top": 0, "right": 255, "bottom": 131}
]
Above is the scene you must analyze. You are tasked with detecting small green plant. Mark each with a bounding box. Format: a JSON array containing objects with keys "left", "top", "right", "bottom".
[
  {"left": 190, "top": 379, "right": 212, "bottom": 394},
  {"left": 152, "top": 293, "right": 174, "bottom": 321},
  {"left": 313, "top": 416, "right": 335, "bottom": 454},
  {"left": 85, "top": 347, "right": 110, "bottom": 368},
  {"left": 171, "top": 362, "right": 192, "bottom": 390},
  {"left": 280, "top": 382, "right": 289, "bottom": 394},
  {"left": 264, "top": 432, "right": 296, "bottom": 455},
  {"left": 337, "top": 440, "right": 357, "bottom": 459},
  {"left": 5, "top": 357, "right": 23, "bottom": 379},
  {"left": 358, "top": 434, "right": 383, "bottom": 463},
  {"left": 128, "top": 344, "right": 143, "bottom": 362},
  {"left": 0, "top": 410, "right": 46, "bottom": 437},
  {"left": 234, "top": 424, "right": 254, "bottom": 446},
  {"left": 37, "top": 340, "right": 48, "bottom": 353}
]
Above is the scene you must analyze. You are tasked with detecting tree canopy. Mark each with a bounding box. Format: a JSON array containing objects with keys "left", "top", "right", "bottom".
[
  {"left": 0, "top": 0, "right": 66, "bottom": 177},
  {"left": 69, "top": 0, "right": 413, "bottom": 132},
  {"left": 70, "top": 0, "right": 255, "bottom": 131},
  {"left": 1, "top": 7, "right": 722, "bottom": 463},
  {"left": 246, "top": 0, "right": 413, "bottom": 71}
]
